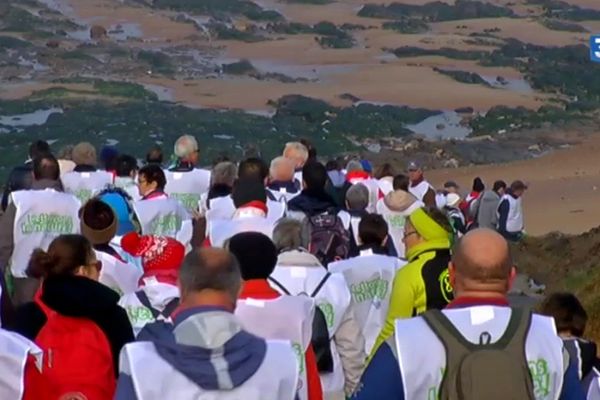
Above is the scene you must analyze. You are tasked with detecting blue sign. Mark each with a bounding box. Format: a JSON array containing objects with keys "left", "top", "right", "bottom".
[{"left": 592, "top": 35, "right": 600, "bottom": 62}]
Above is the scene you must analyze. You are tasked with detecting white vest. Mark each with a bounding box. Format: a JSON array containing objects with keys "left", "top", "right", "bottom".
[
  {"left": 394, "top": 306, "right": 566, "bottom": 400},
  {"left": 114, "top": 176, "right": 141, "bottom": 201},
  {"left": 328, "top": 253, "right": 405, "bottom": 354},
  {"left": 119, "top": 339, "right": 299, "bottom": 400},
  {"left": 377, "top": 178, "right": 394, "bottom": 196},
  {"left": 10, "top": 189, "right": 80, "bottom": 277},
  {"left": 409, "top": 180, "right": 433, "bottom": 202},
  {"left": 96, "top": 251, "right": 142, "bottom": 297},
  {"left": 164, "top": 169, "right": 211, "bottom": 213},
  {"left": 499, "top": 194, "right": 524, "bottom": 233},
  {"left": 209, "top": 216, "right": 275, "bottom": 248},
  {"left": 133, "top": 198, "right": 192, "bottom": 246},
  {"left": 375, "top": 199, "right": 422, "bottom": 259},
  {"left": 270, "top": 265, "right": 352, "bottom": 395},
  {"left": 236, "top": 296, "right": 314, "bottom": 400},
  {"left": 119, "top": 279, "right": 180, "bottom": 337},
  {"left": 0, "top": 329, "right": 43, "bottom": 400},
  {"left": 268, "top": 187, "right": 301, "bottom": 204},
  {"left": 337, "top": 211, "right": 361, "bottom": 246},
  {"left": 205, "top": 195, "right": 286, "bottom": 223},
  {"left": 61, "top": 170, "right": 113, "bottom": 203}
]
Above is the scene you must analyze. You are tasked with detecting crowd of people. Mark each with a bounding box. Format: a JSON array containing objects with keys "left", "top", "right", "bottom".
[{"left": 0, "top": 136, "right": 594, "bottom": 399}]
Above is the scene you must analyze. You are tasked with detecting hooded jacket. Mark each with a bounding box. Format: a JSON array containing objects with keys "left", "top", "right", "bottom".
[
  {"left": 371, "top": 208, "right": 452, "bottom": 356},
  {"left": 115, "top": 306, "right": 297, "bottom": 400},
  {"left": 12, "top": 275, "right": 135, "bottom": 376},
  {"left": 475, "top": 189, "right": 501, "bottom": 230}
]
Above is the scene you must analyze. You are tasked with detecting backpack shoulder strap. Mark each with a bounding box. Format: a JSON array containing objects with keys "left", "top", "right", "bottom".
[
  {"left": 310, "top": 273, "right": 331, "bottom": 298},
  {"left": 495, "top": 308, "right": 532, "bottom": 351},
  {"left": 268, "top": 277, "right": 291, "bottom": 295},
  {"left": 161, "top": 298, "right": 180, "bottom": 319},
  {"left": 135, "top": 291, "right": 160, "bottom": 319}
]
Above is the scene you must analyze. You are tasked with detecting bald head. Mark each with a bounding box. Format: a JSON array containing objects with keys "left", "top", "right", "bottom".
[
  {"left": 451, "top": 229, "right": 513, "bottom": 294},
  {"left": 179, "top": 247, "right": 241, "bottom": 302}
]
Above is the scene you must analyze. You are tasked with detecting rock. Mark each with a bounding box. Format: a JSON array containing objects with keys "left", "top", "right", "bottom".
[
  {"left": 436, "top": 123, "right": 445, "bottom": 130},
  {"left": 443, "top": 158, "right": 460, "bottom": 168},
  {"left": 496, "top": 76, "right": 508, "bottom": 85},
  {"left": 455, "top": 106, "right": 474, "bottom": 114},
  {"left": 435, "top": 148, "right": 445, "bottom": 159},
  {"left": 46, "top": 40, "right": 60, "bottom": 48},
  {"left": 403, "top": 139, "right": 420, "bottom": 151},
  {"left": 90, "top": 25, "right": 107, "bottom": 40},
  {"left": 528, "top": 144, "right": 541, "bottom": 152},
  {"left": 338, "top": 93, "right": 361, "bottom": 102}
]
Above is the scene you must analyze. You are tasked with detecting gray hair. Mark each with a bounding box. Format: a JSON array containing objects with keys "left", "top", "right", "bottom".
[
  {"left": 345, "top": 160, "right": 363, "bottom": 173},
  {"left": 179, "top": 248, "right": 242, "bottom": 303},
  {"left": 57, "top": 145, "right": 74, "bottom": 160},
  {"left": 272, "top": 218, "right": 309, "bottom": 252},
  {"left": 174, "top": 134, "right": 199, "bottom": 159},
  {"left": 346, "top": 183, "right": 369, "bottom": 211},
  {"left": 211, "top": 161, "right": 237, "bottom": 187},
  {"left": 270, "top": 156, "right": 295, "bottom": 182},
  {"left": 283, "top": 142, "right": 309, "bottom": 166}
]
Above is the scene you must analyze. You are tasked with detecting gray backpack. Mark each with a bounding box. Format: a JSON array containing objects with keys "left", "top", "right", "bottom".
[{"left": 422, "top": 307, "right": 535, "bottom": 400}]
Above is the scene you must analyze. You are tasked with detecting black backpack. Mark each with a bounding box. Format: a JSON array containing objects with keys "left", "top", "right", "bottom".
[
  {"left": 422, "top": 307, "right": 535, "bottom": 400},
  {"left": 303, "top": 211, "right": 350, "bottom": 267},
  {"left": 270, "top": 273, "right": 334, "bottom": 373}
]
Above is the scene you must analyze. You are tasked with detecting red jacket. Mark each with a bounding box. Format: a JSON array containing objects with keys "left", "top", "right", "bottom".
[
  {"left": 240, "top": 279, "right": 324, "bottom": 400},
  {"left": 24, "top": 355, "right": 59, "bottom": 400}
]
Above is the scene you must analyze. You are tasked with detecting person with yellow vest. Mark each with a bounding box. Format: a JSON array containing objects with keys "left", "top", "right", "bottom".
[{"left": 371, "top": 206, "right": 454, "bottom": 355}]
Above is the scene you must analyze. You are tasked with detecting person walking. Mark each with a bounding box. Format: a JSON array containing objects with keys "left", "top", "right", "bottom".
[
  {"left": 0, "top": 154, "right": 80, "bottom": 305},
  {"left": 497, "top": 180, "right": 528, "bottom": 242},
  {"left": 475, "top": 180, "right": 507, "bottom": 230},
  {"left": 13, "top": 234, "right": 134, "bottom": 400},
  {"left": 371, "top": 206, "right": 453, "bottom": 355},
  {"left": 115, "top": 247, "right": 299, "bottom": 400},
  {"left": 353, "top": 229, "right": 584, "bottom": 400}
]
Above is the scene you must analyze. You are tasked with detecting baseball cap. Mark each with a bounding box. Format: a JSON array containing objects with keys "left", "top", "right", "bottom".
[{"left": 407, "top": 161, "right": 421, "bottom": 171}]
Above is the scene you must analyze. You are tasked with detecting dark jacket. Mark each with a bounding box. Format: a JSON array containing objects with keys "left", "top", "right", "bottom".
[
  {"left": 0, "top": 179, "right": 64, "bottom": 273},
  {"left": 73, "top": 164, "right": 97, "bottom": 172},
  {"left": 12, "top": 275, "right": 134, "bottom": 376},
  {"left": 2, "top": 162, "right": 33, "bottom": 211},
  {"left": 288, "top": 188, "right": 338, "bottom": 217}
]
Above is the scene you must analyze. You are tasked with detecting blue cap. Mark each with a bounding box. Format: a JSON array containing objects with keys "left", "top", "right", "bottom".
[
  {"left": 100, "top": 145, "right": 119, "bottom": 164},
  {"left": 99, "top": 192, "right": 135, "bottom": 236}
]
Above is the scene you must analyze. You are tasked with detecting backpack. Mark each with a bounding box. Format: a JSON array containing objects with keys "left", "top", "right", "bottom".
[
  {"left": 34, "top": 297, "right": 116, "bottom": 400},
  {"left": 422, "top": 307, "right": 535, "bottom": 400},
  {"left": 304, "top": 211, "right": 350, "bottom": 266},
  {"left": 270, "top": 273, "right": 335, "bottom": 373},
  {"left": 135, "top": 291, "right": 179, "bottom": 320}
]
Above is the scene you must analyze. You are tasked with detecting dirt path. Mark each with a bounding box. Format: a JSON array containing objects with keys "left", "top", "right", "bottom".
[{"left": 427, "top": 132, "right": 600, "bottom": 236}]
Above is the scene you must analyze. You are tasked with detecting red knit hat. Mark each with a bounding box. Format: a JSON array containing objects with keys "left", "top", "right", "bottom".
[{"left": 121, "top": 233, "right": 185, "bottom": 274}]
